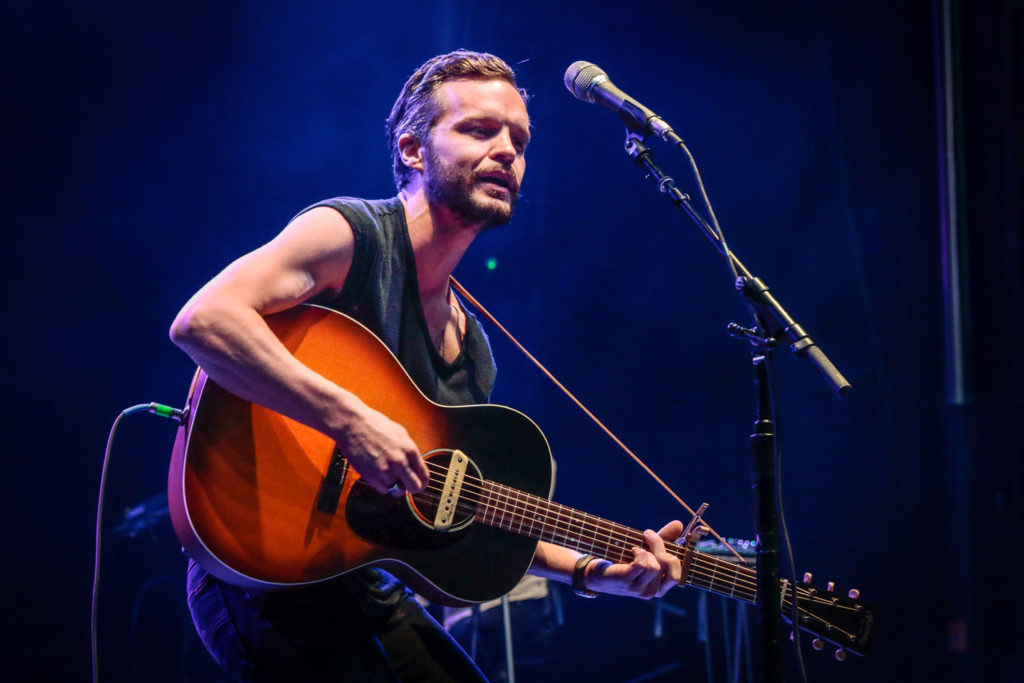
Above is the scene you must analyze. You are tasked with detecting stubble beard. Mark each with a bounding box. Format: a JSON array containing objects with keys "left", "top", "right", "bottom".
[{"left": 423, "top": 146, "right": 517, "bottom": 230}]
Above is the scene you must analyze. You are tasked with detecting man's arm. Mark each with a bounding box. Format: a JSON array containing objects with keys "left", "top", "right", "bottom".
[
  {"left": 528, "top": 520, "right": 685, "bottom": 599},
  {"left": 169, "top": 206, "right": 430, "bottom": 494}
]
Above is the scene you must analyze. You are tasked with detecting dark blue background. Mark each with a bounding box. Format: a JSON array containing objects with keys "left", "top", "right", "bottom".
[{"left": 4, "top": 1, "right": 1021, "bottom": 681}]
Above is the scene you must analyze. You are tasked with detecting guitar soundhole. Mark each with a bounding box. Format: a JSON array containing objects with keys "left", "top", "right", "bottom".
[{"left": 407, "top": 449, "right": 481, "bottom": 533}]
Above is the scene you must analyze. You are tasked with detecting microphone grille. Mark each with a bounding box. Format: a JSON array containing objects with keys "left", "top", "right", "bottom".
[{"left": 564, "top": 61, "right": 607, "bottom": 103}]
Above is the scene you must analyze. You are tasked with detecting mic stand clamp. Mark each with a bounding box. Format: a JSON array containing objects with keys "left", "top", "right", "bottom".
[{"left": 624, "top": 133, "right": 691, "bottom": 208}]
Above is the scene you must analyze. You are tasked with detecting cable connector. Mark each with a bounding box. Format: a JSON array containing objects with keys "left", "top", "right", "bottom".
[{"left": 147, "top": 402, "right": 185, "bottom": 422}]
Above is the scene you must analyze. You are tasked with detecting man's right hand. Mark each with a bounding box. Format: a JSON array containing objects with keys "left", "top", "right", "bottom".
[{"left": 334, "top": 405, "right": 430, "bottom": 496}]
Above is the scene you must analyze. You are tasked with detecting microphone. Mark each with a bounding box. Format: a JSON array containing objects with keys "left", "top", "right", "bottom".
[{"left": 564, "top": 61, "right": 682, "bottom": 144}]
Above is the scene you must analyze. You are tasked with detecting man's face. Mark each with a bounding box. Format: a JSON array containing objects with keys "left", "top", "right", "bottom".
[{"left": 421, "top": 79, "right": 530, "bottom": 229}]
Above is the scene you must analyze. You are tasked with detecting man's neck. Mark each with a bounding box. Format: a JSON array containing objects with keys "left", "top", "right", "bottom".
[{"left": 399, "top": 186, "right": 482, "bottom": 303}]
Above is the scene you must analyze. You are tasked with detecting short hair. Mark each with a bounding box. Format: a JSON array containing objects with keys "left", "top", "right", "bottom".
[{"left": 386, "top": 50, "right": 527, "bottom": 190}]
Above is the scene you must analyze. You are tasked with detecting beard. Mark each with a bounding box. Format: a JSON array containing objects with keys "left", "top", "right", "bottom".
[{"left": 423, "top": 146, "right": 519, "bottom": 229}]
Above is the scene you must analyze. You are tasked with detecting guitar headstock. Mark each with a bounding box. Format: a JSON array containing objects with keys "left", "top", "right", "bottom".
[{"left": 785, "top": 573, "right": 877, "bottom": 658}]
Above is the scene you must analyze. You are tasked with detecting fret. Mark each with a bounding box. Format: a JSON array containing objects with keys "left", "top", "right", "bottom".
[
  {"left": 593, "top": 517, "right": 614, "bottom": 559},
  {"left": 579, "top": 509, "right": 595, "bottom": 551},
  {"left": 520, "top": 489, "right": 533, "bottom": 535},
  {"left": 501, "top": 484, "right": 517, "bottom": 532},
  {"left": 536, "top": 496, "right": 554, "bottom": 543},
  {"left": 493, "top": 482, "right": 511, "bottom": 530},
  {"left": 484, "top": 481, "right": 500, "bottom": 527},
  {"left": 488, "top": 482, "right": 500, "bottom": 527},
  {"left": 505, "top": 485, "right": 520, "bottom": 532},
  {"left": 547, "top": 500, "right": 564, "bottom": 543},
  {"left": 610, "top": 521, "right": 640, "bottom": 564},
  {"left": 477, "top": 482, "right": 494, "bottom": 525},
  {"left": 549, "top": 502, "right": 572, "bottom": 547},
  {"left": 708, "top": 555, "right": 722, "bottom": 594},
  {"left": 523, "top": 491, "right": 539, "bottom": 538},
  {"left": 494, "top": 482, "right": 508, "bottom": 528},
  {"left": 510, "top": 488, "right": 523, "bottom": 534},
  {"left": 576, "top": 509, "right": 596, "bottom": 553},
  {"left": 556, "top": 503, "right": 575, "bottom": 548},
  {"left": 565, "top": 508, "right": 580, "bottom": 551}
]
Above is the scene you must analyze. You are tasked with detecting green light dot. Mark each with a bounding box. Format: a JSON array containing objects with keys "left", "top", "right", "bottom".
[{"left": 486, "top": 257, "right": 498, "bottom": 270}]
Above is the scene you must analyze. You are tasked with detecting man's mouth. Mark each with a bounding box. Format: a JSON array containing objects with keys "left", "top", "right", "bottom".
[{"left": 477, "top": 172, "right": 515, "bottom": 194}]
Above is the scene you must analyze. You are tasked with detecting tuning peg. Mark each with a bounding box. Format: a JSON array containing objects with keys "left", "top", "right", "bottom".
[
  {"left": 848, "top": 588, "right": 860, "bottom": 599},
  {"left": 835, "top": 648, "right": 847, "bottom": 662},
  {"left": 826, "top": 581, "right": 835, "bottom": 592},
  {"left": 812, "top": 638, "right": 824, "bottom": 651},
  {"left": 802, "top": 572, "right": 813, "bottom": 583}
]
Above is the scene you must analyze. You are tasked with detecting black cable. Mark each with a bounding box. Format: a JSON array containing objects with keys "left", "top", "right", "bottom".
[
  {"left": 765, "top": 360, "right": 810, "bottom": 683},
  {"left": 92, "top": 403, "right": 183, "bottom": 683}
]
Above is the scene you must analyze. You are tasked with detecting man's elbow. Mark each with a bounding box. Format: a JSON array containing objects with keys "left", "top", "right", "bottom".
[{"left": 169, "top": 303, "right": 212, "bottom": 352}]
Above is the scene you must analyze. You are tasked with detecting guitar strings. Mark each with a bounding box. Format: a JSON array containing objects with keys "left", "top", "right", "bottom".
[
  {"left": 424, "top": 468, "right": 857, "bottom": 630},
  {"left": 411, "top": 459, "right": 764, "bottom": 599},
  {"left": 415, "top": 460, "right": 742, "bottom": 575},
  {"left": 366, "top": 468, "right": 850, "bottom": 635},
  {"left": 418, "top": 460, "right": 669, "bottom": 563},
  {"left": 413, "top": 481, "right": 768, "bottom": 605},
  {"left": 414, "top": 460, "right": 759, "bottom": 589},
  {"left": 412, "top": 460, "right": 850, "bottom": 617}
]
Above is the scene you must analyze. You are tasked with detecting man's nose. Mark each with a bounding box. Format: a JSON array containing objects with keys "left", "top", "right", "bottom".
[{"left": 490, "top": 129, "right": 516, "bottom": 161}]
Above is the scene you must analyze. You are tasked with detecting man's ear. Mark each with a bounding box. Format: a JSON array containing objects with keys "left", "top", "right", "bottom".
[{"left": 398, "top": 133, "right": 425, "bottom": 174}]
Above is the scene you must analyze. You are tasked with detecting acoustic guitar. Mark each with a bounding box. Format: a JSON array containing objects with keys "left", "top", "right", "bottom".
[{"left": 168, "top": 304, "right": 875, "bottom": 656}]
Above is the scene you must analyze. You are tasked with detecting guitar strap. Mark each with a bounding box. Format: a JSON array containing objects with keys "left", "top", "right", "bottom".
[{"left": 450, "top": 276, "right": 749, "bottom": 566}]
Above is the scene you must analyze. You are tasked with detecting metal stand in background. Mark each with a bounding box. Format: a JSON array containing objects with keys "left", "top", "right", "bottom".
[
  {"left": 450, "top": 576, "right": 563, "bottom": 682},
  {"left": 747, "top": 342, "right": 782, "bottom": 683},
  {"left": 500, "top": 595, "right": 515, "bottom": 683},
  {"left": 460, "top": 599, "right": 517, "bottom": 682},
  {"left": 697, "top": 593, "right": 753, "bottom": 683},
  {"left": 652, "top": 573, "right": 754, "bottom": 683},
  {"left": 622, "top": 131, "right": 851, "bottom": 683}
]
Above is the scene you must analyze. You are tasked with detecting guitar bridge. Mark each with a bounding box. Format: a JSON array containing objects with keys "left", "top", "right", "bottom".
[{"left": 315, "top": 446, "right": 349, "bottom": 515}]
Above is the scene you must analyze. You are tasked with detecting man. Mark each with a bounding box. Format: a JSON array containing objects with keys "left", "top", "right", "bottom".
[{"left": 170, "top": 49, "right": 684, "bottom": 681}]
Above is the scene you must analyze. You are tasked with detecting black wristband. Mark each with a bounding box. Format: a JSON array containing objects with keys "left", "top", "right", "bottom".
[{"left": 572, "top": 554, "right": 599, "bottom": 598}]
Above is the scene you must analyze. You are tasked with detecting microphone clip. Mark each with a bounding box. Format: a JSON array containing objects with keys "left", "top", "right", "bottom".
[{"left": 624, "top": 132, "right": 687, "bottom": 200}]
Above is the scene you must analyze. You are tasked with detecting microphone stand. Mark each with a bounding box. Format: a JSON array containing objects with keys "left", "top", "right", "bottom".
[{"left": 621, "top": 132, "right": 851, "bottom": 683}]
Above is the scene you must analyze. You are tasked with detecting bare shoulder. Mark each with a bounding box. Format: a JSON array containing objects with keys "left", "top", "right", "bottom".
[
  {"left": 183, "top": 205, "right": 358, "bottom": 316},
  {"left": 254, "top": 206, "right": 357, "bottom": 301},
  {"left": 271, "top": 206, "right": 355, "bottom": 261}
]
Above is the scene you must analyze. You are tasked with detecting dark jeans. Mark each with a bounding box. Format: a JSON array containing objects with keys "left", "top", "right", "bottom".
[{"left": 186, "top": 559, "right": 488, "bottom": 682}]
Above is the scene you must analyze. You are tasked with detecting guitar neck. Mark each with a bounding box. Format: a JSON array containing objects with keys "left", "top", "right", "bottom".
[{"left": 476, "top": 480, "right": 760, "bottom": 605}]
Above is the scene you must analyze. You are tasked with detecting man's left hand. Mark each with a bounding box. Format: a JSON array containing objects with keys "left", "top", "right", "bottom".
[{"left": 583, "top": 520, "right": 685, "bottom": 599}]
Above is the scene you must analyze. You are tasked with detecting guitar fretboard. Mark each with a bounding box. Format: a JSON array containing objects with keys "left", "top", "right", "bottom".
[{"left": 475, "top": 480, "right": 761, "bottom": 605}]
